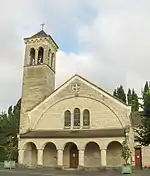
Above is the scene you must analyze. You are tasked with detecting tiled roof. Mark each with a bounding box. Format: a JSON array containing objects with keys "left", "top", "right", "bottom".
[
  {"left": 29, "top": 30, "right": 48, "bottom": 39},
  {"left": 20, "top": 128, "right": 125, "bottom": 138},
  {"left": 24, "top": 30, "right": 59, "bottom": 49}
]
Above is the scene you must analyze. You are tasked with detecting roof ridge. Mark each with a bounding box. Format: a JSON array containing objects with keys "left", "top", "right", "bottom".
[{"left": 29, "top": 30, "right": 48, "bottom": 38}]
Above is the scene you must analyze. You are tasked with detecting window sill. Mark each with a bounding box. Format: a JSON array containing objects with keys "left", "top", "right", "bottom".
[
  {"left": 64, "top": 126, "right": 71, "bottom": 129},
  {"left": 83, "top": 126, "right": 90, "bottom": 129},
  {"left": 73, "top": 126, "right": 80, "bottom": 129}
]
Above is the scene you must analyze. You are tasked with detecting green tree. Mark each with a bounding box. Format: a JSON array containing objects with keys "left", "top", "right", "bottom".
[
  {"left": 137, "top": 82, "right": 150, "bottom": 146},
  {"left": 121, "top": 140, "right": 132, "bottom": 165},
  {"left": 5, "top": 136, "right": 18, "bottom": 161},
  {"left": 113, "top": 85, "right": 126, "bottom": 103},
  {"left": 144, "top": 81, "right": 149, "bottom": 93},
  {"left": 131, "top": 89, "right": 139, "bottom": 112},
  {"left": 127, "top": 89, "right": 132, "bottom": 105},
  {"left": 113, "top": 89, "right": 117, "bottom": 97},
  {"left": 143, "top": 82, "right": 150, "bottom": 116},
  {"left": 0, "top": 99, "right": 21, "bottom": 161}
]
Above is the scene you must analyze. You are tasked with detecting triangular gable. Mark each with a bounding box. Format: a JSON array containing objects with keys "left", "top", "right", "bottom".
[
  {"left": 77, "top": 74, "right": 128, "bottom": 107},
  {"left": 30, "top": 74, "right": 129, "bottom": 114}
]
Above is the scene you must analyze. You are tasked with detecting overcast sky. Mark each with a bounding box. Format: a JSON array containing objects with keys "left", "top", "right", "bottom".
[{"left": 0, "top": 0, "right": 150, "bottom": 112}]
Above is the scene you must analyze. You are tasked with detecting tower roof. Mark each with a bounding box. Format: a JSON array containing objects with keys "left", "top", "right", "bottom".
[
  {"left": 30, "top": 30, "right": 48, "bottom": 38},
  {"left": 24, "top": 30, "right": 59, "bottom": 49}
]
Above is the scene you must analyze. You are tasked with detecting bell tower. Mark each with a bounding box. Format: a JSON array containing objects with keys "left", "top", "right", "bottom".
[{"left": 20, "top": 29, "right": 58, "bottom": 133}]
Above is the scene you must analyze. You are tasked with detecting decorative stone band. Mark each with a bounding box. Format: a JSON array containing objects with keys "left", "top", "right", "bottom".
[{"left": 20, "top": 128, "right": 126, "bottom": 138}]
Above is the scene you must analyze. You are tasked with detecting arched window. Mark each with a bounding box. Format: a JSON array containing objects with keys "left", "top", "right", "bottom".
[
  {"left": 48, "top": 49, "right": 51, "bottom": 58},
  {"left": 38, "top": 47, "right": 44, "bottom": 64},
  {"left": 51, "top": 53, "right": 54, "bottom": 68},
  {"left": 30, "top": 48, "right": 35, "bottom": 65},
  {"left": 74, "top": 108, "right": 80, "bottom": 127},
  {"left": 83, "top": 109, "right": 90, "bottom": 127},
  {"left": 64, "top": 110, "right": 71, "bottom": 128}
]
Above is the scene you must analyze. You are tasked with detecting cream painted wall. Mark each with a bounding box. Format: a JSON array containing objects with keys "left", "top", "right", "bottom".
[
  {"left": 34, "top": 97, "right": 122, "bottom": 130},
  {"left": 19, "top": 137, "right": 124, "bottom": 152},
  {"left": 43, "top": 143, "right": 57, "bottom": 167},
  {"left": 106, "top": 142, "right": 122, "bottom": 167},
  {"left": 24, "top": 143, "right": 37, "bottom": 166},
  {"left": 27, "top": 76, "right": 131, "bottom": 133},
  {"left": 63, "top": 143, "right": 70, "bottom": 168},
  {"left": 84, "top": 142, "right": 101, "bottom": 167},
  {"left": 18, "top": 137, "right": 125, "bottom": 168}
]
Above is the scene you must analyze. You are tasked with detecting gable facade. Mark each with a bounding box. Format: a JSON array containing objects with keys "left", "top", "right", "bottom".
[
  {"left": 27, "top": 75, "right": 130, "bottom": 130},
  {"left": 18, "top": 74, "right": 134, "bottom": 169}
]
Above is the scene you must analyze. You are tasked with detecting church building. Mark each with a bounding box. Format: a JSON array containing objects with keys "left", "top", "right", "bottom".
[{"left": 18, "top": 30, "right": 135, "bottom": 169}]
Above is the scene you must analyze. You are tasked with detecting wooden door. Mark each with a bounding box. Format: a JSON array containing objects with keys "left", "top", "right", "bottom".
[
  {"left": 135, "top": 147, "right": 142, "bottom": 169},
  {"left": 70, "top": 145, "right": 78, "bottom": 168}
]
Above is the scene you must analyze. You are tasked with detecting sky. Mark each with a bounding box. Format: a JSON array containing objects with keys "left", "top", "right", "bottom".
[{"left": 0, "top": 0, "right": 150, "bottom": 112}]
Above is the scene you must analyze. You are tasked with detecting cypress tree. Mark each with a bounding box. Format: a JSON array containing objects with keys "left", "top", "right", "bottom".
[
  {"left": 137, "top": 81, "right": 150, "bottom": 146},
  {"left": 113, "top": 85, "right": 126, "bottom": 103},
  {"left": 144, "top": 81, "right": 149, "bottom": 93},
  {"left": 143, "top": 82, "right": 150, "bottom": 116},
  {"left": 127, "top": 88, "right": 132, "bottom": 105},
  {"left": 113, "top": 89, "right": 117, "bottom": 97},
  {"left": 131, "top": 89, "right": 139, "bottom": 112},
  {"left": 116, "top": 85, "right": 126, "bottom": 103}
]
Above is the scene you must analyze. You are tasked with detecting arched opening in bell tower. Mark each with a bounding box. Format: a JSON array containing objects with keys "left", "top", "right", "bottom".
[
  {"left": 38, "top": 47, "right": 44, "bottom": 64},
  {"left": 48, "top": 49, "right": 51, "bottom": 65},
  {"left": 51, "top": 53, "right": 55, "bottom": 68},
  {"left": 30, "top": 48, "right": 35, "bottom": 65}
]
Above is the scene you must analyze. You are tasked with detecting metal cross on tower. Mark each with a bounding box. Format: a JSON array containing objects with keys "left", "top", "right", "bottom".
[{"left": 40, "top": 23, "right": 45, "bottom": 30}]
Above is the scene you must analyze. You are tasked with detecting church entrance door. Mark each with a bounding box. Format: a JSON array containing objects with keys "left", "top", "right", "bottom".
[{"left": 70, "top": 144, "right": 78, "bottom": 168}]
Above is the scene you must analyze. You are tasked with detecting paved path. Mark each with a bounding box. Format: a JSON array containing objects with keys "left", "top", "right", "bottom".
[
  {"left": 0, "top": 168, "right": 150, "bottom": 176},
  {"left": 0, "top": 169, "right": 119, "bottom": 176}
]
